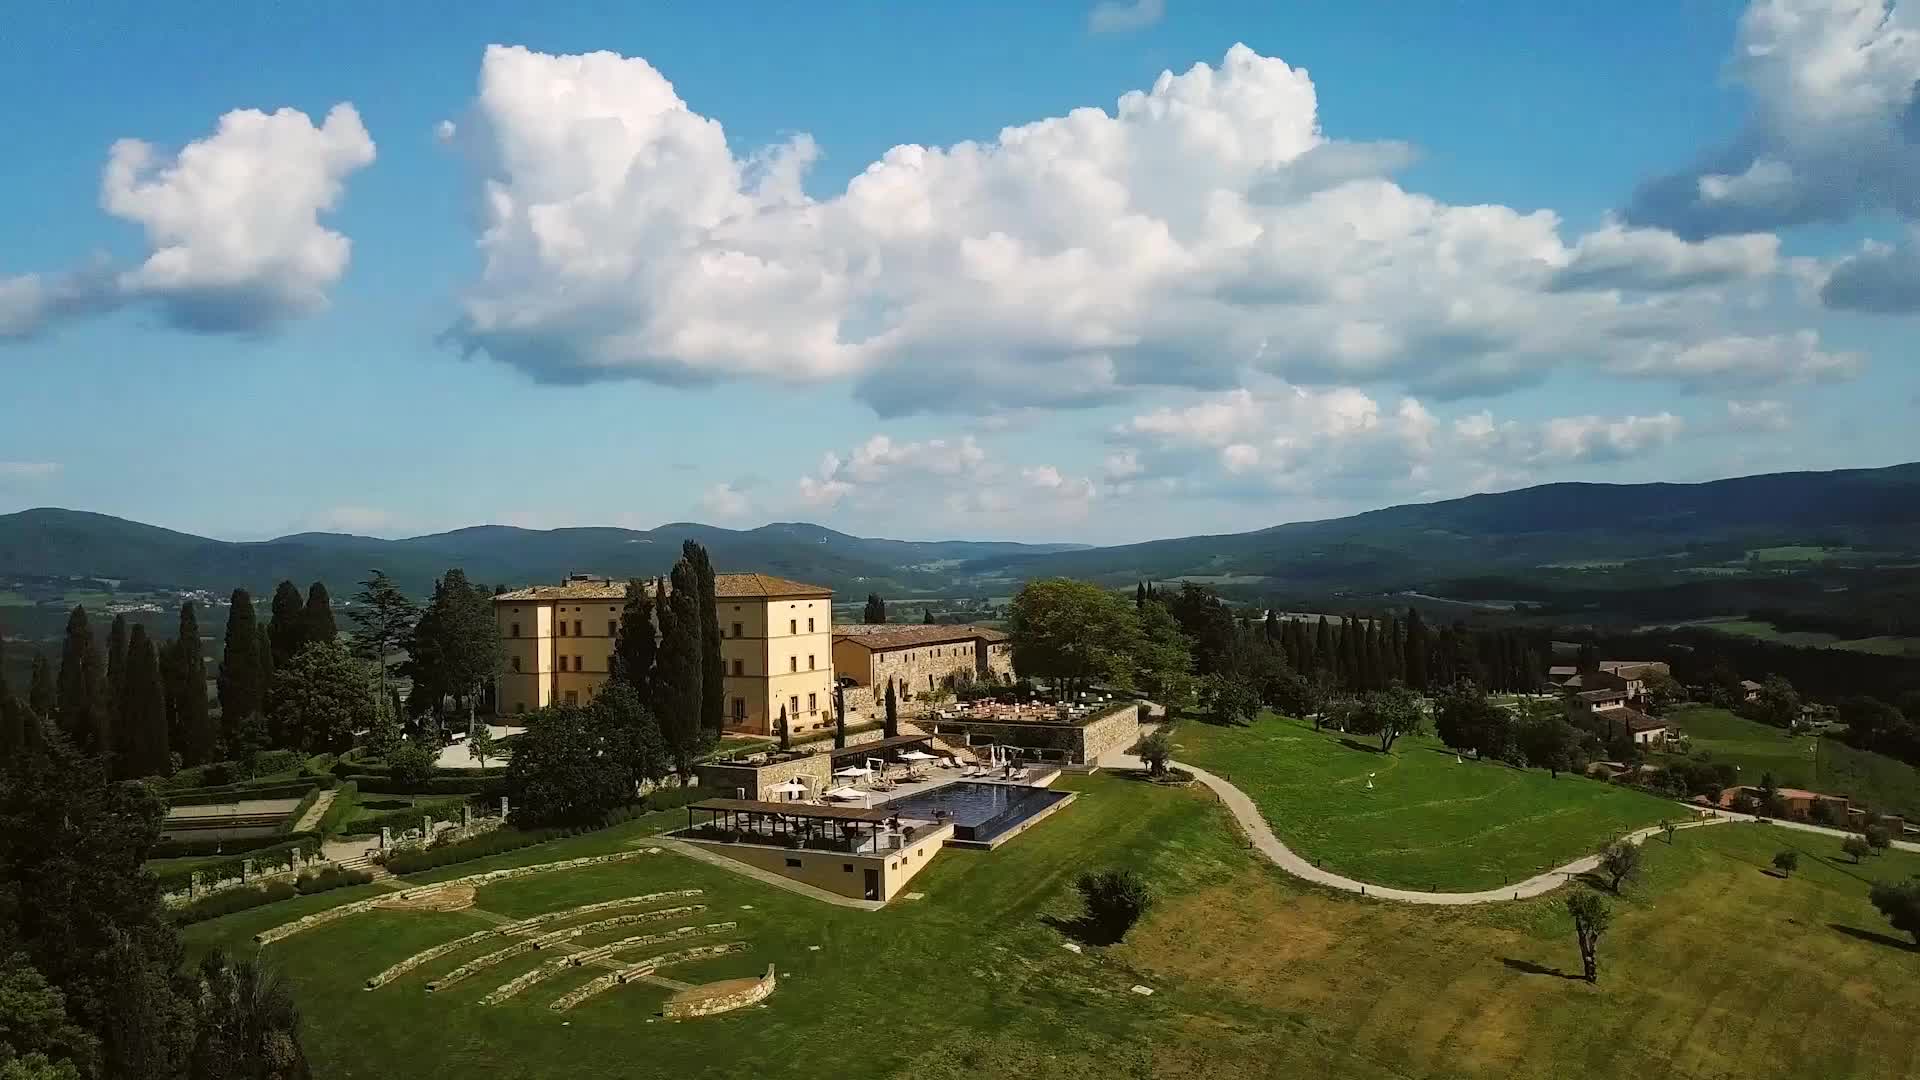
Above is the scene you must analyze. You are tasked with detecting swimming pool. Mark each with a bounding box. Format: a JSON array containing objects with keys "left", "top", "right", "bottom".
[{"left": 884, "top": 781, "right": 1073, "bottom": 846}]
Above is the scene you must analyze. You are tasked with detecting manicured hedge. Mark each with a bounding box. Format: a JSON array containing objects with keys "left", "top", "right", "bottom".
[
  {"left": 165, "top": 751, "right": 302, "bottom": 790},
  {"left": 166, "top": 780, "right": 320, "bottom": 807},
  {"left": 333, "top": 760, "right": 507, "bottom": 781},
  {"left": 642, "top": 784, "right": 710, "bottom": 813},
  {"left": 294, "top": 866, "right": 374, "bottom": 895},
  {"left": 150, "top": 830, "right": 319, "bottom": 860},
  {"left": 281, "top": 787, "right": 323, "bottom": 833},
  {"left": 172, "top": 881, "right": 299, "bottom": 925},
  {"left": 381, "top": 827, "right": 564, "bottom": 875},
  {"left": 152, "top": 839, "right": 319, "bottom": 894},
  {"left": 344, "top": 774, "right": 501, "bottom": 796},
  {"left": 338, "top": 798, "right": 475, "bottom": 839}
]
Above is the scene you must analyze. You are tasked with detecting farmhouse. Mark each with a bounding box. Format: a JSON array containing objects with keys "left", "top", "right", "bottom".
[{"left": 831, "top": 623, "right": 1014, "bottom": 698}]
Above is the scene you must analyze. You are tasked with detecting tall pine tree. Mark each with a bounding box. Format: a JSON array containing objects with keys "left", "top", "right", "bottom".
[
  {"left": 303, "top": 581, "right": 337, "bottom": 645},
  {"left": 119, "top": 625, "right": 169, "bottom": 778},
  {"left": 217, "top": 590, "right": 265, "bottom": 752},
  {"left": 173, "top": 602, "right": 214, "bottom": 766},
  {"left": 1404, "top": 607, "right": 1430, "bottom": 692},
  {"left": 1314, "top": 616, "right": 1334, "bottom": 678},
  {"left": 681, "top": 541, "right": 723, "bottom": 739},
  {"left": 268, "top": 580, "right": 308, "bottom": 668},
  {"left": 864, "top": 593, "right": 886, "bottom": 623},
  {"left": 609, "top": 579, "right": 657, "bottom": 699},
  {"left": 105, "top": 614, "right": 129, "bottom": 729},
  {"left": 56, "top": 605, "right": 109, "bottom": 755},
  {"left": 652, "top": 559, "right": 706, "bottom": 771}
]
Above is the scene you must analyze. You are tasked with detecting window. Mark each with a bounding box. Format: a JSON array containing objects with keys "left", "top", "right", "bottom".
[
  {"left": 789, "top": 657, "right": 797, "bottom": 672},
  {"left": 789, "top": 619, "right": 797, "bottom": 635},
  {"left": 607, "top": 620, "right": 617, "bottom": 637},
  {"left": 574, "top": 655, "right": 584, "bottom": 672},
  {"left": 731, "top": 622, "right": 742, "bottom": 638},
  {"left": 808, "top": 654, "right": 815, "bottom": 669},
  {"left": 785, "top": 858, "right": 802, "bottom": 868},
  {"left": 843, "top": 863, "right": 854, "bottom": 873},
  {"left": 564, "top": 690, "right": 578, "bottom": 706},
  {"left": 731, "top": 697, "right": 746, "bottom": 721},
  {"left": 808, "top": 617, "right": 814, "bottom": 632},
  {"left": 808, "top": 692, "right": 817, "bottom": 713},
  {"left": 558, "top": 621, "right": 567, "bottom": 637},
  {"left": 573, "top": 619, "right": 582, "bottom": 636},
  {"left": 556, "top": 655, "right": 566, "bottom": 672},
  {"left": 731, "top": 659, "right": 744, "bottom": 676},
  {"left": 510, "top": 657, "right": 521, "bottom": 673},
  {"left": 789, "top": 695, "right": 799, "bottom": 716},
  {"left": 510, "top": 622, "right": 520, "bottom": 637}
]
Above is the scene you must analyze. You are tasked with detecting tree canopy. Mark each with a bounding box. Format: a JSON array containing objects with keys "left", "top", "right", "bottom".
[{"left": 1007, "top": 579, "right": 1140, "bottom": 698}]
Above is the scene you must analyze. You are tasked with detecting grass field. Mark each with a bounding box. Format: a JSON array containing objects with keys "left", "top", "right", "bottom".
[
  {"left": 1169, "top": 713, "right": 1680, "bottom": 890},
  {"left": 1662, "top": 706, "right": 1920, "bottom": 819},
  {"left": 1660, "top": 617, "right": 1920, "bottom": 658},
  {"left": 178, "top": 772, "right": 1920, "bottom": 1079},
  {"left": 1745, "top": 545, "right": 1843, "bottom": 562}
]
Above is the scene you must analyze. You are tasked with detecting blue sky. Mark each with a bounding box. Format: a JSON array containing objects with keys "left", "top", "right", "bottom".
[{"left": 2, "top": 0, "right": 1916, "bottom": 544}]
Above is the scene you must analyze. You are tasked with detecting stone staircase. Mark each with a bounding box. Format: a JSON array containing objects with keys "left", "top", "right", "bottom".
[{"left": 335, "top": 853, "right": 393, "bottom": 882}]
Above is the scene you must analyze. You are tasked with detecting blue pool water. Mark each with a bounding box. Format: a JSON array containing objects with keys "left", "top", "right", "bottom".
[{"left": 885, "top": 781, "right": 1070, "bottom": 844}]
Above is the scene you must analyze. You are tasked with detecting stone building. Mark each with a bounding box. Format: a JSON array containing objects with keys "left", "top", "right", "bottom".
[{"left": 831, "top": 624, "right": 1014, "bottom": 700}]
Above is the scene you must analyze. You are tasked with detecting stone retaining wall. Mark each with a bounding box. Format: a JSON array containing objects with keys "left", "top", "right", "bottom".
[
  {"left": 1078, "top": 705, "right": 1143, "bottom": 764},
  {"left": 427, "top": 906, "right": 705, "bottom": 990},
  {"left": 549, "top": 941, "right": 749, "bottom": 1012},
  {"left": 480, "top": 922, "right": 736, "bottom": 1005},
  {"left": 664, "top": 964, "right": 778, "bottom": 1019},
  {"left": 256, "top": 850, "right": 647, "bottom": 945}
]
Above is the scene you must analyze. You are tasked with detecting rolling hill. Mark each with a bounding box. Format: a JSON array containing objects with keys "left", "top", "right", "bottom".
[{"left": 2, "top": 462, "right": 1917, "bottom": 601}]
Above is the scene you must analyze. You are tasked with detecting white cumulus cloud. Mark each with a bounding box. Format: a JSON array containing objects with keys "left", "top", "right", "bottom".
[
  {"left": 0, "top": 461, "right": 62, "bottom": 480},
  {"left": 699, "top": 482, "right": 752, "bottom": 520},
  {"left": 1, "top": 104, "right": 375, "bottom": 340},
  {"left": 445, "top": 43, "right": 1811, "bottom": 413}
]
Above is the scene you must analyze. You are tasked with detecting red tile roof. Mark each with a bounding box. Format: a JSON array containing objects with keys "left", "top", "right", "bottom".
[
  {"left": 713, "top": 573, "right": 832, "bottom": 599},
  {"left": 832, "top": 624, "right": 1007, "bottom": 650}
]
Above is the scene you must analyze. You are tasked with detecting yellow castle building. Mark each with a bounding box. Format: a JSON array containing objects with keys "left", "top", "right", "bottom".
[{"left": 493, "top": 571, "right": 836, "bottom": 739}]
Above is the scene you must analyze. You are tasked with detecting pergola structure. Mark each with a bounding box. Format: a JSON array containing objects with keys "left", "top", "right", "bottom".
[{"left": 685, "top": 798, "right": 894, "bottom": 853}]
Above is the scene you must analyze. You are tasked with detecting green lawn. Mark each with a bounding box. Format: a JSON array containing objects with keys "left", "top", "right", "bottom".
[
  {"left": 1662, "top": 706, "right": 1920, "bottom": 819},
  {"left": 1170, "top": 713, "right": 1680, "bottom": 890},
  {"left": 1661, "top": 617, "right": 1920, "bottom": 658},
  {"left": 177, "top": 772, "right": 1920, "bottom": 1079}
]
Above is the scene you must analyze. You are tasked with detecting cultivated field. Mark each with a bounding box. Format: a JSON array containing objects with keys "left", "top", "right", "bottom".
[
  {"left": 1170, "top": 713, "right": 1680, "bottom": 891},
  {"left": 178, "top": 772, "right": 1920, "bottom": 1079}
]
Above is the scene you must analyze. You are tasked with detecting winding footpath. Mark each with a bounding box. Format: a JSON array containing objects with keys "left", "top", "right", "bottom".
[{"left": 1098, "top": 742, "right": 1919, "bottom": 906}]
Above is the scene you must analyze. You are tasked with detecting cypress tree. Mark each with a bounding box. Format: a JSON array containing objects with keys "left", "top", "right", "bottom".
[
  {"left": 653, "top": 559, "right": 705, "bottom": 771},
  {"left": 217, "top": 590, "right": 265, "bottom": 752},
  {"left": 268, "top": 580, "right": 307, "bottom": 667},
  {"left": 609, "top": 579, "right": 658, "bottom": 700},
  {"left": 0, "top": 632, "right": 17, "bottom": 756},
  {"left": 923, "top": 608, "right": 934, "bottom": 625},
  {"left": 884, "top": 680, "right": 899, "bottom": 740},
  {"left": 106, "top": 613, "right": 129, "bottom": 726},
  {"left": 1405, "top": 607, "right": 1430, "bottom": 692},
  {"left": 119, "top": 625, "right": 168, "bottom": 778},
  {"left": 1314, "top": 616, "right": 1333, "bottom": 676},
  {"left": 303, "top": 582, "right": 337, "bottom": 645},
  {"left": 56, "top": 605, "right": 108, "bottom": 755},
  {"left": 864, "top": 593, "right": 886, "bottom": 624},
  {"left": 1341, "top": 617, "right": 1362, "bottom": 691},
  {"left": 1135, "top": 582, "right": 1147, "bottom": 611},
  {"left": 777, "top": 705, "right": 790, "bottom": 752},
  {"left": 173, "top": 602, "right": 214, "bottom": 765},
  {"left": 28, "top": 651, "right": 55, "bottom": 718},
  {"left": 682, "top": 541, "right": 723, "bottom": 739}
]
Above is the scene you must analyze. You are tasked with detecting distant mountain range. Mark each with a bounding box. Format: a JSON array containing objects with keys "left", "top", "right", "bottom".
[{"left": 3, "top": 462, "right": 1918, "bottom": 599}]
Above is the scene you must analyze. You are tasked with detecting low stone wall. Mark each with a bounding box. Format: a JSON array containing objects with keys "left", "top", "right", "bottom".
[
  {"left": 480, "top": 921, "right": 737, "bottom": 1005},
  {"left": 1077, "top": 705, "right": 1142, "bottom": 765},
  {"left": 549, "top": 941, "right": 749, "bottom": 1012},
  {"left": 256, "top": 850, "right": 647, "bottom": 945},
  {"left": 664, "top": 964, "right": 777, "bottom": 1019},
  {"left": 427, "top": 905, "right": 707, "bottom": 990},
  {"left": 364, "top": 888, "right": 703, "bottom": 989}
]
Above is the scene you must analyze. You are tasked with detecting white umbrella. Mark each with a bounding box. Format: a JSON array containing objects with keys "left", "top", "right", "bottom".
[
  {"left": 833, "top": 766, "right": 871, "bottom": 778},
  {"left": 823, "top": 786, "right": 867, "bottom": 802},
  {"left": 899, "top": 750, "right": 936, "bottom": 762},
  {"left": 764, "top": 780, "right": 807, "bottom": 798}
]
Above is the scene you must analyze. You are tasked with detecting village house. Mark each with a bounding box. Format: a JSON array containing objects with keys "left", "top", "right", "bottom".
[{"left": 831, "top": 623, "right": 1014, "bottom": 706}]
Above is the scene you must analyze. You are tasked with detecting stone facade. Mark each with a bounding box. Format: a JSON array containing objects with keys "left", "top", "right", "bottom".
[
  {"left": 924, "top": 703, "right": 1139, "bottom": 766},
  {"left": 1077, "top": 705, "right": 1143, "bottom": 764},
  {"left": 695, "top": 752, "right": 833, "bottom": 801},
  {"left": 832, "top": 625, "right": 1015, "bottom": 710},
  {"left": 664, "top": 965, "right": 778, "bottom": 1019}
]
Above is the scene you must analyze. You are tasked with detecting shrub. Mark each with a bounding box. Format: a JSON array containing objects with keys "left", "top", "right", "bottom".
[
  {"left": 294, "top": 866, "right": 373, "bottom": 895},
  {"left": 388, "top": 741, "right": 439, "bottom": 787},
  {"left": 1132, "top": 730, "right": 1173, "bottom": 778},
  {"left": 1772, "top": 850, "right": 1800, "bottom": 876},
  {"left": 151, "top": 839, "right": 321, "bottom": 895},
  {"left": 1074, "top": 867, "right": 1153, "bottom": 944},
  {"left": 382, "top": 827, "right": 561, "bottom": 875},
  {"left": 1866, "top": 824, "right": 1893, "bottom": 854},
  {"left": 642, "top": 784, "right": 709, "bottom": 813},
  {"left": 1842, "top": 835, "right": 1872, "bottom": 863},
  {"left": 172, "top": 881, "right": 300, "bottom": 925}
]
